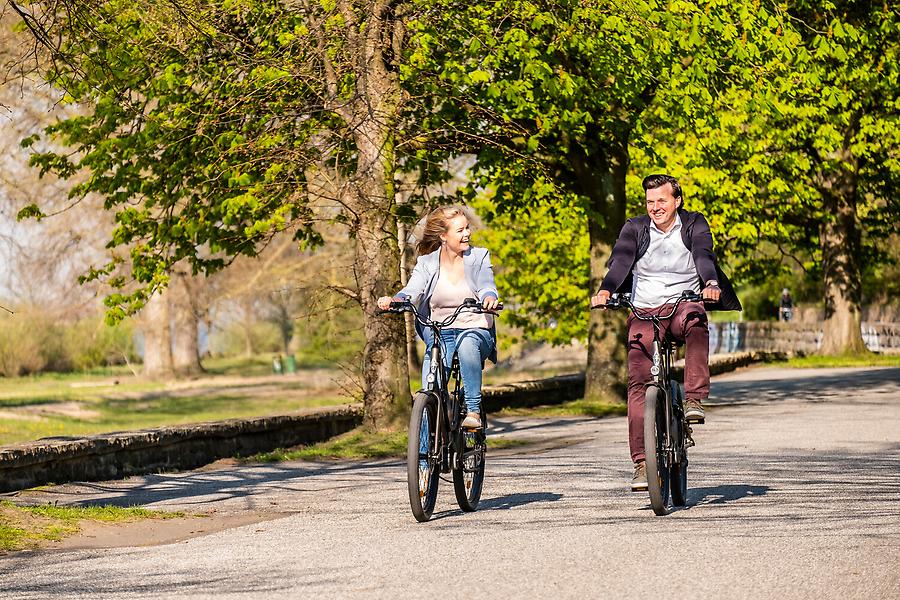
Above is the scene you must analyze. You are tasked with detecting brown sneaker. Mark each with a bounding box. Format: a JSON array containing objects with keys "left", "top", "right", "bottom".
[
  {"left": 631, "top": 461, "right": 648, "bottom": 492},
  {"left": 684, "top": 398, "right": 705, "bottom": 423}
]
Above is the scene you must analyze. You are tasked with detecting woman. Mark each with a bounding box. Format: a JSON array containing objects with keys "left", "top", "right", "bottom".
[{"left": 377, "top": 206, "right": 500, "bottom": 429}]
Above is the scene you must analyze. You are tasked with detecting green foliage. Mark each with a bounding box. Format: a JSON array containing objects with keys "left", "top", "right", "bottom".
[
  {"left": 22, "top": 1, "right": 333, "bottom": 316},
  {"left": 472, "top": 194, "right": 590, "bottom": 343},
  {"left": 405, "top": 0, "right": 790, "bottom": 335},
  {"left": 294, "top": 298, "right": 365, "bottom": 366},
  {"left": 635, "top": 2, "right": 900, "bottom": 306}
]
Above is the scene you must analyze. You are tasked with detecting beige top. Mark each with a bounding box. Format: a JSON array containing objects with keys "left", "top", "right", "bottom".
[{"left": 430, "top": 273, "right": 493, "bottom": 329}]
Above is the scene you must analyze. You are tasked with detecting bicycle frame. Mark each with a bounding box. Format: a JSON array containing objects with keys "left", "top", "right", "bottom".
[
  {"left": 606, "top": 290, "right": 702, "bottom": 466},
  {"left": 382, "top": 298, "right": 500, "bottom": 468}
]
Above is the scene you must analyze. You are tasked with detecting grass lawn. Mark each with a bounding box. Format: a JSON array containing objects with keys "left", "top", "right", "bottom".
[
  {"left": 775, "top": 352, "right": 900, "bottom": 369},
  {"left": 0, "top": 357, "right": 354, "bottom": 446},
  {"left": 498, "top": 398, "right": 628, "bottom": 418},
  {"left": 249, "top": 426, "right": 529, "bottom": 462},
  {"left": 0, "top": 501, "right": 182, "bottom": 552}
]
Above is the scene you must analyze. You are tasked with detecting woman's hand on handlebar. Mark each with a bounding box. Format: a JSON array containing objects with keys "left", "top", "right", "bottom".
[
  {"left": 482, "top": 295, "right": 500, "bottom": 311},
  {"left": 377, "top": 296, "right": 406, "bottom": 311},
  {"left": 590, "top": 290, "right": 611, "bottom": 309}
]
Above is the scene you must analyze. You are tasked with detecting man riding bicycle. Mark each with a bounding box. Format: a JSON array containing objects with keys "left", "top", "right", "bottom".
[{"left": 590, "top": 174, "right": 741, "bottom": 491}]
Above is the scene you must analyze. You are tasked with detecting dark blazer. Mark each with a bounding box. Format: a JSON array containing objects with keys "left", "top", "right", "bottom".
[{"left": 598, "top": 209, "right": 742, "bottom": 311}]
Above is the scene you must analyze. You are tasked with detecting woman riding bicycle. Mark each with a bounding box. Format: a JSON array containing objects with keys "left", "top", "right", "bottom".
[{"left": 377, "top": 206, "right": 500, "bottom": 429}]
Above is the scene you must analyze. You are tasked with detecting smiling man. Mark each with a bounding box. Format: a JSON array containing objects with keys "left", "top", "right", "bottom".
[{"left": 590, "top": 174, "right": 741, "bottom": 491}]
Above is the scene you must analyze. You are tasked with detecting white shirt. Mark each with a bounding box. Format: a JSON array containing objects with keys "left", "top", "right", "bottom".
[
  {"left": 631, "top": 214, "right": 701, "bottom": 308},
  {"left": 430, "top": 274, "right": 493, "bottom": 329}
]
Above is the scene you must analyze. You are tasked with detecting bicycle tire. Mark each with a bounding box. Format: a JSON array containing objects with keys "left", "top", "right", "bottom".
[
  {"left": 644, "top": 384, "right": 671, "bottom": 516},
  {"left": 669, "top": 381, "right": 688, "bottom": 507},
  {"left": 453, "top": 411, "right": 486, "bottom": 511},
  {"left": 408, "top": 391, "right": 440, "bottom": 522}
]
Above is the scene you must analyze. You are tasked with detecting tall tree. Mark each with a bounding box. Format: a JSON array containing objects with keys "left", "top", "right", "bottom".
[
  {"left": 10, "top": 0, "right": 417, "bottom": 428},
  {"left": 407, "top": 0, "right": 789, "bottom": 399},
  {"left": 636, "top": 1, "right": 900, "bottom": 354}
]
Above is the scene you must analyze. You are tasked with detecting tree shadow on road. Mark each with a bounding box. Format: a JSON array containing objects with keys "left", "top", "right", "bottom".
[
  {"left": 685, "top": 484, "right": 770, "bottom": 507},
  {"left": 478, "top": 491, "right": 563, "bottom": 510},
  {"left": 429, "top": 491, "right": 563, "bottom": 521}
]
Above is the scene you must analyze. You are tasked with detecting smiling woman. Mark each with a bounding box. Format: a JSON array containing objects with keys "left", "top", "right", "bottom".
[{"left": 377, "top": 205, "right": 501, "bottom": 428}]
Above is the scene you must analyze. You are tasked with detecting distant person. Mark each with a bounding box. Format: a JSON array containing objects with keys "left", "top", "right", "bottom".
[{"left": 780, "top": 289, "right": 793, "bottom": 322}]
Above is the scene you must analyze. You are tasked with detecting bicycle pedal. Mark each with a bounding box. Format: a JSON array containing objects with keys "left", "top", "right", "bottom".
[{"left": 686, "top": 417, "right": 705, "bottom": 425}]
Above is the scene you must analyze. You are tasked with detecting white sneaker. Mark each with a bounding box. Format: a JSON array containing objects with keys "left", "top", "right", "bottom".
[{"left": 461, "top": 412, "right": 482, "bottom": 429}]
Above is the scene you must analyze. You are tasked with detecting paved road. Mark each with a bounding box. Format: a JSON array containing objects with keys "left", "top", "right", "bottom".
[{"left": 2, "top": 366, "right": 899, "bottom": 599}]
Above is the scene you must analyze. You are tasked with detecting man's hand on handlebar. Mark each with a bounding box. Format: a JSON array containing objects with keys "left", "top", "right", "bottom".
[
  {"left": 376, "top": 296, "right": 407, "bottom": 311},
  {"left": 590, "top": 290, "right": 611, "bottom": 309},
  {"left": 701, "top": 282, "right": 721, "bottom": 303}
]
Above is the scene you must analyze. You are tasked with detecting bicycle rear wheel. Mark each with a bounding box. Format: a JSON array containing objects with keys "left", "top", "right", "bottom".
[
  {"left": 669, "top": 381, "right": 688, "bottom": 507},
  {"left": 408, "top": 392, "right": 440, "bottom": 522},
  {"left": 453, "top": 411, "right": 486, "bottom": 511},
  {"left": 644, "top": 384, "right": 671, "bottom": 516}
]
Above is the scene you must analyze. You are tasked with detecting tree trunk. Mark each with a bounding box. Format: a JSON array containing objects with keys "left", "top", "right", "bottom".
[
  {"left": 142, "top": 288, "right": 174, "bottom": 378},
  {"left": 170, "top": 271, "right": 204, "bottom": 377},
  {"left": 819, "top": 167, "right": 868, "bottom": 355},
  {"left": 398, "top": 218, "right": 422, "bottom": 375},
  {"left": 350, "top": 115, "right": 411, "bottom": 429},
  {"left": 577, "top": 141, "right": 629, "bottom": 402}
]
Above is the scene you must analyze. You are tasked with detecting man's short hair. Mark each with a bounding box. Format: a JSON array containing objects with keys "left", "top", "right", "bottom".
[{"left": 642, "top": 174, "right": 683, "bottom": 201}]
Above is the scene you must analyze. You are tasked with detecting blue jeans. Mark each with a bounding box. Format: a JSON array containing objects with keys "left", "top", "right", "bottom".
[{"left": 422, "top": 328, "right": 494, "bottom": 413}]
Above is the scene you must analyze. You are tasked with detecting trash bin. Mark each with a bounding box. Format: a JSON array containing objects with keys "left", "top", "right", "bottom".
[
  {"left": 284, "top": 354, "right": 297, "bottom": 374},
  {"left": 272, "top": 355, "right": 283, "bottom": 374}
]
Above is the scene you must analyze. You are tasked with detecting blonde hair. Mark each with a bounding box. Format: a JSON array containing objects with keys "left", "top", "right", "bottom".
[{"left": 415, "top": 205, "right": 470, "bottom": 256}]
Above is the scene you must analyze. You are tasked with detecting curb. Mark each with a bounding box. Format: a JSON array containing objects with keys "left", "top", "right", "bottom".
[{"left": 0, "top": 350, "right": 779, "bottom": 493}]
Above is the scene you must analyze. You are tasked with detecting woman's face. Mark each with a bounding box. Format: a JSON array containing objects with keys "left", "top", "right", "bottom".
[{"left": 440, "top": 214, "right": 471, "bottom": 254}]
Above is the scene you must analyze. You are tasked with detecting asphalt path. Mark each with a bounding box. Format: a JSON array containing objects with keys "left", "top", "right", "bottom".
[{"left": 2, "top": 366, "right": 899, "bottom": 599}]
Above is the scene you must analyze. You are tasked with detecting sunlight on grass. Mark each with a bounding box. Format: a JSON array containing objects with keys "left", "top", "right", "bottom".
[
  {"left": 0, "top": 501, "right": 182, "bottom": 552},
  {"left": 777, "top": 353, "right": 900, "bottom": 369},
  {"left": 498, "top": 399, "right": 627, "bottom": 418},
  {"left": 251, "top": 428, "right": 407, "bottom": 461},
  {"left": 249, "top": 427, "right": 530, "bottom": 462}
]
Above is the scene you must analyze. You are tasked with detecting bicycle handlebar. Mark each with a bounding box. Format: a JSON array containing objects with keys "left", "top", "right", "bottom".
[
  {"left": 595, "top": 290, "right": 703, "bottom": 322},
  {"left": 377, "top": 297, "right": 503, "bottom": 329}
]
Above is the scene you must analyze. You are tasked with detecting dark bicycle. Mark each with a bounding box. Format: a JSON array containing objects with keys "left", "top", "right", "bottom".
[
  {"left": 602, "top": 290, "right": 704, "bottom": 515},
  {"left": 379, "top": 297, "right": 502, "bottom": 522}
]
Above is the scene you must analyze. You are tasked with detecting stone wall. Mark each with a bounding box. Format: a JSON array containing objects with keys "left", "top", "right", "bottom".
[
  {"left": 709, "top": 321, "right": 900, "bottom": 354},
  {"left": 0, "top": 351, "right": 779, "bottom": 493},
  {"left": 0, "top": 407, "right": 363, "bottom": 493}
]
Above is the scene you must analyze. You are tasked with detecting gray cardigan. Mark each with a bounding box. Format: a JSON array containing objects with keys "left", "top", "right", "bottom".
[{"left": 396, "top": 246, "right": 499, "bottom": 363}]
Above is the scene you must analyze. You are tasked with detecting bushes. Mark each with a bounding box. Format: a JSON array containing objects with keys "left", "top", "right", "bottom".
[{"left": 0, "top": 310, "right": 136, "bottom": 376}]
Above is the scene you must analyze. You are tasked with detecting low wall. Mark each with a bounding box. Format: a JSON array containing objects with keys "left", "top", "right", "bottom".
[
  {"left": 0, "top": 407, "right": 362, "bottom": 494},
  {"left": 0, "top": 351, "right": 773, "bottom": 493},
  {"left": 709, "top": 321, "right": 900, "bottom": 354}
]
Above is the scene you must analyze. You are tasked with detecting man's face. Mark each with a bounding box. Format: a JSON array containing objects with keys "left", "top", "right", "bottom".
[{"left": 645, "top": 183, "right": 681, "bottom": 231}]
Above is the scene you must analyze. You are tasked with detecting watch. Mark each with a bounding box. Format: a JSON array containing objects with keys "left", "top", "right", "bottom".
[{"left": 706, "top": 280, "right": 719, "bottom": 288}]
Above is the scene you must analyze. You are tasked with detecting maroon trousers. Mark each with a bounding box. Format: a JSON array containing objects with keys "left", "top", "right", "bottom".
[{"left": 626, "top": 301, "right": 709, "bottom": 463}]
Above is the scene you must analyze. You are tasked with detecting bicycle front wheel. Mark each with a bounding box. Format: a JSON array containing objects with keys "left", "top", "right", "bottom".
[
  {"left": 408, "top": 392, "right": 440, "bottom": 522},
  {"left": 453, "top": 411, "right": 486, "bottom": 511},
  {"left": 669, "top": 381, "right": 688, "bottom": 507},
  {"left": 644, "top": 384, "right": 671, "bottom": 516}
]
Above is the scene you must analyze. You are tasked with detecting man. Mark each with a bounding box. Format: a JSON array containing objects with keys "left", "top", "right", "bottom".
[{"left": 590, "top": 174, "right": 741, "bottom": 491}]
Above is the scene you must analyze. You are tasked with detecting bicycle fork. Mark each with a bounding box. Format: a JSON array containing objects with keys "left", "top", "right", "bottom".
[{"left": 651, "top": 340, "right": 675, "bottom": 469}]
